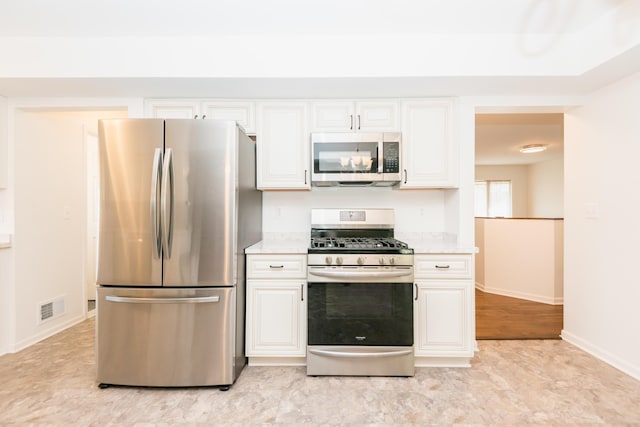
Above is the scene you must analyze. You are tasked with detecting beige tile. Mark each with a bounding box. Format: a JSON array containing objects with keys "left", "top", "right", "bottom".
[{"left": 0, "top": 318, "right": 638, "bottom": 425}]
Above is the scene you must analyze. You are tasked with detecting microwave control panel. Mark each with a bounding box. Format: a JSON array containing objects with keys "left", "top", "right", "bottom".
[{"left": 383, "top": 141, "right": 400, "bottom": 173}]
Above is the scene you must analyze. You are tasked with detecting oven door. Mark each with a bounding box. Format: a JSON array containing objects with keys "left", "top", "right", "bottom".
[{"left": 307, "top": 282, "right": 413, "bottom": 346}]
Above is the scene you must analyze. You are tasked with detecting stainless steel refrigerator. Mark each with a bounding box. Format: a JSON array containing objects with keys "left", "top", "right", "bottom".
[{"left": 95, "top": 119, "right": 261, "bottom": 388}]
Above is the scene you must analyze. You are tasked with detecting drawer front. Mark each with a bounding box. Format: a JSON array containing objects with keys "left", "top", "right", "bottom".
[
  {"left": 415, "top": 255, "right": 472, "bottom": 279},
  {"left": 247, "top": 255, "right": 307, "bottom": 278}
]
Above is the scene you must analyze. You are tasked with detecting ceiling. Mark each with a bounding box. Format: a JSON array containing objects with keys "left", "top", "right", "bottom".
[
  {"left": 0, "top": 0, "right": 624, "bottom": 37},
  {"left": 0, "top": 0, "right": 639, "bottom": 98},
  {"left": 475, "top": 113, "right": 564, "bottom": 166}
]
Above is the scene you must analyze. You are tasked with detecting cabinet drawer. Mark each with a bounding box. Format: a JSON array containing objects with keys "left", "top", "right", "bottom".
[
  {"left": 414, "top": 255, "right": 472, "bottom": 279},
  {"left": 247, "top": 255, "right": 307, "bottom": 278}
]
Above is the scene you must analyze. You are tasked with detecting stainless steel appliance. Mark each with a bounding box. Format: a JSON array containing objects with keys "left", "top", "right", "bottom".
[
  {"left": 310, "top": 132, "right": 401, "bottom": 186},
  {"left": 96, "top": 119, "right": 261, "bottom": 389},
  {"left": 306, "top": 208, "right": 414, "bottom": 376}
]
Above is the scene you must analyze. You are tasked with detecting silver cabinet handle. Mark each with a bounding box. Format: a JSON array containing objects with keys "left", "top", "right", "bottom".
[
  {"left": 150, "top": 148, "right": 162, "bottom": 259},
  {"left": 301, "top": 284, "right": 304, "bottom": 301},
  {"left": 414, "top": 283, "right": 418, "bottom": 301},
  {"left": 304, "top": 169, "right": 308, "bottom": 185},
  {"left": 106, "top": 295, "right": 220, "bottom": 304},
  {"left": 435, "top": 265, "right": 451, "bottom": 269},
  {"left": 403, "top": 169, "right": 408, "bottom": 184},
  {"left": 350, "top": 114, "right": 354, "bottom": 130},
  {"left": 161, "top": 148, "right": 174, "bottom": 259},
  {"left": 194, "top": 114, "right": 198, "bottom": 119},
  {"left": 269, "top": 265, "right": 284, "bottom": 269},
  {"left": 308, "top": 348, "right": 413, "bottom": 358},
  {"left": 357, "top": 114, "right": 361, "bottom": 130}
]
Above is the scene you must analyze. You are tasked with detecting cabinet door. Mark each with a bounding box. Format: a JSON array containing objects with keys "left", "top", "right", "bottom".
[
  {"left": 311, "top": 100, "right": 399, "bottom": 132},
  {"left": 256, "top": 102, "right": 310, "bottom": 190},
  {"left": 201, "top": 101, "right": 256, "bottom": 134},
  {"left": 356, "top": 101, "right": 399, "bottom": 132},
  {"left": 311, "top": 101, "right": 355, "bottom": 132},
  {"left": 246, "top": 280, "right": 307, "bottom": 357},
  {"left": 414, "top": 280, "right": 473, "bottom": 357},
  {"left": 400, "top": 99, "right": 456, "bottom": 188},
  {"left": 145, "top": 99, "right": 200, "bottom": 119}
]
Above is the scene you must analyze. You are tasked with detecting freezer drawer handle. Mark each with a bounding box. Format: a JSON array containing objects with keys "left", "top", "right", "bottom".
[
  {"left": 308, "top": 348, "right": 413, "bottom": 358},
  {"left": 105, "top": 295, "right": 220, "bottom": 304}
]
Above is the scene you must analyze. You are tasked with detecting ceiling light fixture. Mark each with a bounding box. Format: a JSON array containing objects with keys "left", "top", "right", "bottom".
[{"left": 519, "top": 144, "right": 547, "bottom": 154}]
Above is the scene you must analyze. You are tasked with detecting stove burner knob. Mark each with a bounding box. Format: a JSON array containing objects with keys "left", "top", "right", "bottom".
[
  {"left": 325, "top": 256, "right": 333, "bottom": 265},
  {"left": 357, "top": 256, "right": 365, "bottom": 265},
  {"left": 379, "top": 257, "right": 386, "bottom": 265},
  {"left": 389, "top": 257, "right": 396, "bottom": 265},
  {"left": 336, "top": 257, "right": 344, "bottom": 265}
]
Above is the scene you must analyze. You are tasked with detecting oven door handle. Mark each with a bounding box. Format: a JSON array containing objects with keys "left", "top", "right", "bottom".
[
  {"left": 308, "top": 269, "right": 413, "bottom": 280},
  {"left": 308, "top": 348, "right": 414, "bottom": 358}
]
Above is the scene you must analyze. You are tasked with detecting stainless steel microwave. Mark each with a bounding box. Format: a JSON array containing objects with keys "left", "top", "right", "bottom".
[{"left": 310, "top": 132, "right": 402, "bottom": 186}]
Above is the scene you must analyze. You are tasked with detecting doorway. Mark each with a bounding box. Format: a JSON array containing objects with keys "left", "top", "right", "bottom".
[
  {"left": 474, "top": 112, "right": 565, "bottom": 339},
  {"left": 85, "top": 129, "right": 99, "bottom": 314}
]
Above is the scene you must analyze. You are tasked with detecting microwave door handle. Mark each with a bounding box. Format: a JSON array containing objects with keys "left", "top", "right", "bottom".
[{"left": 377, "top": 141, "right": 383, "bottom": 174}]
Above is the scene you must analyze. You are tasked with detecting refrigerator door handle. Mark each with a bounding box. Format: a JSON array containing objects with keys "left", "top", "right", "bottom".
[
  {"left": 150, "top": 148, "right": 163, "bottom": 259},
  {"left": 161, "top": 148, "right": 174, "bottom": 259},
  {"left": 105, "top": 295, "right": 220, "bottom": 304}
]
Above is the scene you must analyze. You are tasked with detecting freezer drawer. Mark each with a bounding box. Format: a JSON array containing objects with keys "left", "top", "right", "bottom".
[{"left": 96, "top": 286, "right": 242, "bottom": 387}]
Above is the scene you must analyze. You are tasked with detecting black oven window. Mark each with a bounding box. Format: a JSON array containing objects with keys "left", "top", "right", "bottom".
[
  {"left": 308, "top": 282, "right": 413, "bottom": 346},
  {"left": 325, "top": 284, "right": 395, "bottom": 319}
]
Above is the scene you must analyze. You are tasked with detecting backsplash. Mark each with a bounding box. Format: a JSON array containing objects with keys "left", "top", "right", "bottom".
[{"left": 262, "top": 187, "right": 448, "bottom": 234}]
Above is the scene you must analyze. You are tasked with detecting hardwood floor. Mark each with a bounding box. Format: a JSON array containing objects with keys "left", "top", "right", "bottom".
[{"left": 475, "top": 289, "right": 563, "bottom": 340}]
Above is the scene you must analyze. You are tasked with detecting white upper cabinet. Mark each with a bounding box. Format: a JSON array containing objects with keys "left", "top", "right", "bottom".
[
  {"left": 144, "top": 99, "right": 200, "bottom": 119},
  {"left": 201, "top": 101, "right": 255, "bottom": 134},
  {"left": 311, "top": 100, "right": 399, "bottom": 132},
  {"left": 400, "top": 98, "right": 457, "bottom": 188},
  {"left": 256, "top": 101, "right": 310, "bottom": 190},
  {"left": 145, "top": 99, "right": 256, "bottom": 134}
]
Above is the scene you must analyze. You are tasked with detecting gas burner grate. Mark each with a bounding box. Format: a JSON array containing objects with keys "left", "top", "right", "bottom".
[{"left": 310, "top": 236, "right": 409, "bottom": 250}]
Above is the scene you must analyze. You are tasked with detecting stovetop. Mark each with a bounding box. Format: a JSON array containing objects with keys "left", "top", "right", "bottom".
[
  {"left": 309, "top": 236, "right": 413, "bottom": 255},
  {"left": 311, "top": 236, "right": 408, "bottom": 250}
]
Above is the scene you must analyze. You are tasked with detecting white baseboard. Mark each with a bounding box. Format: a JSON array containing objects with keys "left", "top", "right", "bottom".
[
  {"left": 476, "top": 282, "right": 563, "bottom": 305},
  {"left": 12, "top": 313, "right": 86, "bottom": 353},
  {"left": 561, "top": 329, "right": 639, "bottom": 381}
]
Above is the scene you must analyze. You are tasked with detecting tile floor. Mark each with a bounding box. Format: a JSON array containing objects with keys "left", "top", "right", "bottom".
[{"left": 1, "top": 318, "right": 639, "bottom": 425}]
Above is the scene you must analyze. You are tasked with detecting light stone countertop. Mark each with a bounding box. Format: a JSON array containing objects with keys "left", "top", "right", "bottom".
[
  {"left": 0, "top": 234, "right": 11, "bottom": 249},
  {"left": 245, "top": 232, "right": 310, "bottom": 254},
  {"left": 245, "top": 232, "right": 477, "bottom": 255},
  {"left": 396, "top": 232, "right": 478, "bottom": 254}
]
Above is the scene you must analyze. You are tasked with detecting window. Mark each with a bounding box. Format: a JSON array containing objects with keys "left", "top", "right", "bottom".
[{"left": 475, "top": 180, "right": 512, "bottom": 217}]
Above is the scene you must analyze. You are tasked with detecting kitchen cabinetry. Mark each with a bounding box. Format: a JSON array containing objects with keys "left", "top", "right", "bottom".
[
  {"left": 145, "top": 99, "right": 200, "bottom": 119},
  {"left": 400, "top": 98, "right": 457, "bottom": 188},
  {"left": 414, "top": 254, "right": 474, "bottom": 366},
  {"left": 246, "top": 254, "right": 307, "bottom": 363},
  {"left": 201, "top": 101, "right": 255, "bottom": 134},
  {"left": 256, "top": 102, "right": 310, "bottom": 190},
  {"left": 311, "top": 100, "right": 399, "bottom": 132},
  {"left": 145, "top": 99, "right": 255, "bottom": 133}
]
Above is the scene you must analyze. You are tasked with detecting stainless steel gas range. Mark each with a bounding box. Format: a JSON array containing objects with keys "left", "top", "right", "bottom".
[{"left": 306, "top": 208, "right": 415, "bottom": 377}]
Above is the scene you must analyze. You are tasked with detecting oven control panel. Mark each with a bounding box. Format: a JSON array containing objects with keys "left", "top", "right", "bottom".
[{"left": 309, "top": 253, "right": 413, "bottom": 267}]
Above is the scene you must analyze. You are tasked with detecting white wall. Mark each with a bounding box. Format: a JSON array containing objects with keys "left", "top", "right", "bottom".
[
  {"left": 11, "top": 109, "right": 125, "bottom": 351},
  {"left": 475, "top": 165, "right": 529, "bottom": 217},
  {"left": 563, "top": 71, "right": 640, "bottom": 380},
  {"left": 528, "top": 155, "right": 564, "bottom": 218},
  {"left": 476, "top": 218, "right": 564, "bottom": 304},
  {"left": 475, "top": 159, "right": 564, "bottom": 218}
]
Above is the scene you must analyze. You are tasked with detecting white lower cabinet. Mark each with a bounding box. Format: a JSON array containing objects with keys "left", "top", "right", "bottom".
[
  {"left": 245, "top": 254, "right": 307, "bottom": 364},
  {"left": 414, "top": 254, "right": 474, "bottom": 366}
]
